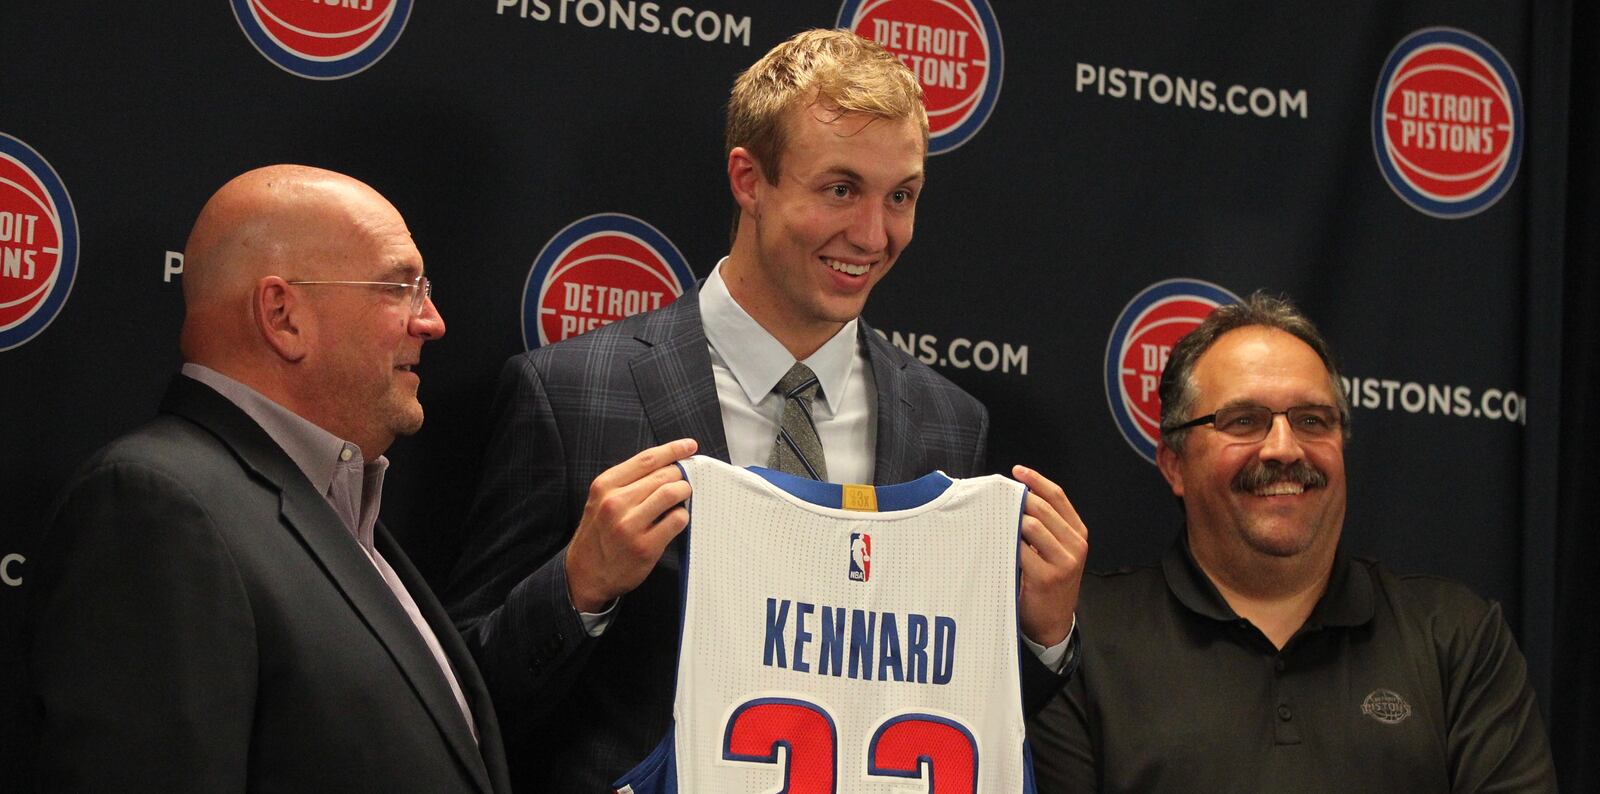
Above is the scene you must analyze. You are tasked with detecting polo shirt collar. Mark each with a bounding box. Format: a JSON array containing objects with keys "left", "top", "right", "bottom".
[
  {"left": 699, "top": 258, "right": 857, "bottom": 415},
  {"left": 1161, "top": 530, "right": 1376, "bottom": 629},
  {"left": 1307, "top": 549, "right": 1376, "bottom": 628},
  {"left": 1161, "top": 532, "right": 1238, "bottom": 622}
]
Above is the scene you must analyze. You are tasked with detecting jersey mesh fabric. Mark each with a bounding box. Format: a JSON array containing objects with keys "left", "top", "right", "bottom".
[{"left": 617, "top": 455, "right": 1033, "bottom": 793}]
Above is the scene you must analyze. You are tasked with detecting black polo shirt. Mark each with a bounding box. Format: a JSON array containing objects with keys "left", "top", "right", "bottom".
[{"left": 1027, "top": 535, "right": 1556, "bottom": 793}]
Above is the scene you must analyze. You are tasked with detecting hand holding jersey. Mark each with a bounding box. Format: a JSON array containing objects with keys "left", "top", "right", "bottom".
[
  {"left": 568, "top": 443, "right": 1086, "bottom": 651},
  {"left": 1012, "top": 465, "right": 1088, "bottom": 648},
  {"left": 564, "top": 438, "right": 698, "bottom": 613}
]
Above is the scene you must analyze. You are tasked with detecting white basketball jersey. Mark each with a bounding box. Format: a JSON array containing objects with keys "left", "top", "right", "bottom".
[{"left": 616, "top": 455, "right": 1036, "bottom": 793}]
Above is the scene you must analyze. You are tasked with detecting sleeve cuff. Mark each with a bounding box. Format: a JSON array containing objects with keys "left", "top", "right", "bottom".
[
  {"left": 576, "top": 598, "right": 619, "bottom": 637},
  {"left": 1023, "top": 614, "right": 1078, "bottom": 673}
]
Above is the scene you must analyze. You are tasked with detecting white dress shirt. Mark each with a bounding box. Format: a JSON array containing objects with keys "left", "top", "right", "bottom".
[{"left": 700, "top": 260, "right": 876, "bottom": 483}]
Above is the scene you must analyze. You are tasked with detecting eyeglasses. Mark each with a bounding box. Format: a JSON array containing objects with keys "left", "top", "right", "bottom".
[
  {"left": 287, "top": 275, "right": 433, "bottom": 316},
  {"left": 1161, "top": 404, "right": 1341, "bottom": 443}
]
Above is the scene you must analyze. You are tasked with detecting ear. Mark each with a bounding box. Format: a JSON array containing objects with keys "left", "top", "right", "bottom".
[
  {"left": 728, "top": 146, "right": 764, "bottom": 218},
  {"left": 1156, "top": 440, "right": 1186, "bottom": 498},
  {"left": 255, "top": 276, "right": 308, "bottom": 363}
]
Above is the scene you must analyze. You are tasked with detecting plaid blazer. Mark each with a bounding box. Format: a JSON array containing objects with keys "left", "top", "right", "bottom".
[{"left": 445, "top": 287, "right": 1053, "bottom": 792}]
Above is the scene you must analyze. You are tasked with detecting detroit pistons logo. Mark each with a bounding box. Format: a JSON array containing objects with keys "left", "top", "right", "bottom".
[
  {"left": 838, "top": 0, "right": 1003, "bottom": 155},
  {"left": 1372, "top": 28, "right": 1522, "bottom": 218},
  {"left": 1360, "top": 689, "right": 1414, "bottom": 725},
  {"left": 1104, "top": 279, "right": 1240, "bottom": 463},
  {"left": 521, "top": 214, "right": 693, "bottom": 350},
  {"left": 230, "top": 0, "right": 413, "bottom": 80},
  {"left": 0, "top": 135, "right": 78, "bottom": 352}
]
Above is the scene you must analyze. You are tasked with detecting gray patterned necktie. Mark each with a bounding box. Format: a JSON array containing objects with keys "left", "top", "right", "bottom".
[{"left": 767, "top": 362, "right": 828, "bottom": 481}]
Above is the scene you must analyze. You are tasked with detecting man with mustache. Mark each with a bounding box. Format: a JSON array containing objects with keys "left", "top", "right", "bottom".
[{"left": 1028, "top": 292, "right": 1555, "bottom": 792}]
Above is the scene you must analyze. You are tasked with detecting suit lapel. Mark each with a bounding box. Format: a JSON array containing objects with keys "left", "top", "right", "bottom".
[
  {"left": 629, "top": 290, "right": 731, "bottom": 462},
  {"left": 376, "top": 524, "right": 508, "bottom": 793},
  {"left": 162, "top": 377, "right": 494, "bottom": 793},
  {"left": 863, "top": 323, "right": 927, "bottom": 484}
]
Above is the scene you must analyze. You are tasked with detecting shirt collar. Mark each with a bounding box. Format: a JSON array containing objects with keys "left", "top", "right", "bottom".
[
  {"left": 1161, "top": 529, "right": 1375, "bottom": 629},
  {"left": 1161, "top": 531, "right": 1238, "bottom": 622},
  {"left": 1308, "top": 549, "right": 1375, "bottom": 628},
  {"left": 699, "top": 259, "right": 859, "bottom": 414},
  {"left": 180, "top": 363, "right": 389, "bottom": 517}
]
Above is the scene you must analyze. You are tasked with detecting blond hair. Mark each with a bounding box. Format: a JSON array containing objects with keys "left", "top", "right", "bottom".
[{"left": 727, "top": 28, "right": 927, "bottom": 183}]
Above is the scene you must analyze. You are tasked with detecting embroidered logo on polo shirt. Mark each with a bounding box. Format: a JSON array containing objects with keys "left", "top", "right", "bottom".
[{"left": 1360, "top": 689, "right": 1413, "bottom": 724}]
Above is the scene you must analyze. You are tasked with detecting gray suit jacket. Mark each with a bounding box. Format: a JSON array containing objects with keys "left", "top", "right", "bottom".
[
  {"left": 446, "top": 290, "right": 1061, "bottom": 791},
  {"left": 24, "top": 375, "right": 511, "bottom": 793}
]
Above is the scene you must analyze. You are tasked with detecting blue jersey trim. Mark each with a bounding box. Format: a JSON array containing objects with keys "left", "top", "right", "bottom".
[
  {"left": 612, "top": 730, "right": 677, "bottom": 793},
  {"left": 747, "top": 465, "right": 954, "bottom": 511}
]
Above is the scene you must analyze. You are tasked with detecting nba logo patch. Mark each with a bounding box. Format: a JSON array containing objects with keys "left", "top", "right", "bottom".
[
  {"left": 231, "top": 0, "right": 413, "bottom": 80},
  {"left": 849, "top": 533, "right": 872, "bottom": 582},
  {"left": 838, "top": 0, "right": 1004, "bottom": 155},
  {"left": 1372, "top": 27, "right": 1523, "bottom": 218},
  {"left": 1104, "top": 279, "right": 1240, "bottom": 463},
  {"left": 520, "top": 213, "right": 694, "bottom": 350},
  {"left": 0, "top": 134, "right": 78, "bottom": 352}
]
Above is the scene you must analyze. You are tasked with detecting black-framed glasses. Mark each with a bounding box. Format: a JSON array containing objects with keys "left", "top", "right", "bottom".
[
  {"left": 287, "top": 275, "right": 432, "bottom": 316},
  {"left": 1161, "top": 404, "right": 1341, "bottom": 443}
]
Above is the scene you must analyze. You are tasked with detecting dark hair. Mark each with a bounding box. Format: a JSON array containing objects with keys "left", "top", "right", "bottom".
[{"left": 1158, "top": 291, "right": 1351, "bottom": 453}]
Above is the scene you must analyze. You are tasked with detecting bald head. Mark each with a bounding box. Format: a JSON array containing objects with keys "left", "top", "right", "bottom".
[
  {"left": 180, "top": 165, "right": 396, "bottom": 363},
  {"left": 176, "top": 165, "right": 441, "bottom": 457}
]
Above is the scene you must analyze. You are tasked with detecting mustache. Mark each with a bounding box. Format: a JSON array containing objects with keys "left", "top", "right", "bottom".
[{"left": 1232, "top": 460, "right": 1328, "bottom": 493}]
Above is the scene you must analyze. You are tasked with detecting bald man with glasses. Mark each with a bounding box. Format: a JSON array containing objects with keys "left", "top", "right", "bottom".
[
  {"left": 1027, "top": 292, "right": 1556, "bottom": 793},
  {"left": 24, "top": 165, "right": 510, "bottom": 792}
]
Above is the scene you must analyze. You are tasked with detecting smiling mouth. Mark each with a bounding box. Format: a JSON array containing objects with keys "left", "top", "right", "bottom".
[
  {"left": 1253, "top": 482, "right": 1306, "bottom": 496},
  {"left": 1233, "top": 460, "right": 1327, "bottom": 496},
  {"left": 824, "top": 257, "right": 871, "bottom": 277}
]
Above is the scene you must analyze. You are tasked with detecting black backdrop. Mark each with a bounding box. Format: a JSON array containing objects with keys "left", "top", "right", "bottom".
[{"left": 2, "top": 2, "right": 1595, "bottom": 788}]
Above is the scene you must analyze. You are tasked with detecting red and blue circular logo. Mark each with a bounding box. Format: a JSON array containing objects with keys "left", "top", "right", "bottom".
[
  {"left": 838, "top": 0, "right": 1003, "bottom": 155},
  {"left": 1372, "top": 27, "right": 1522, "bottom": 219},
  {"left": 521, "top": 214, "right": 694, "bottom": 350},
  {"left": 1104, "top": 279, "right": 1240, "bottom": 463},
  {"left": 230, "top": 0, "right": 412, "bottom": 80},
  {"left": 0, "top": 134, "right": 78, "bottom": 352}
]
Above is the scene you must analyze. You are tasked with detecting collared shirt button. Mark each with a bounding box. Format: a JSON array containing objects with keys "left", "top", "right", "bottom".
[
  {"left": 1277, "top": 704, "right": 1292, "bottom": 721},
  {"left": 340, "top": 446, "right": 354, "bottom": 462}
]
